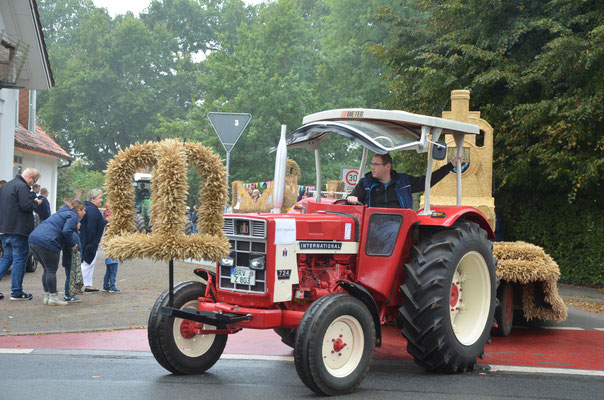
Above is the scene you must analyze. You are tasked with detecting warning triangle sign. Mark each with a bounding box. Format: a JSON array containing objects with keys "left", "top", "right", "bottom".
[{"left": 207, "top": 112, "right": 252, "bottom": 152}]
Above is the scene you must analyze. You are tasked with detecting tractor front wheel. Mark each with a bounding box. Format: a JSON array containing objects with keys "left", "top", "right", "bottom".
[
  {"left": 400, "top": 221, "right": 497, "bottom": 372},
  {"left": 294, "top": 293, "right": 375, "bottom": 396},
  {"left": 148, "top": 280, "right": 227, "bottom": 374}
]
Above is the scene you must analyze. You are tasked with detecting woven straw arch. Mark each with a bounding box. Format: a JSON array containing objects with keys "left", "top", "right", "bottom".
[{"left": 102, "top": 139, "right": 230, "bottom": 263}]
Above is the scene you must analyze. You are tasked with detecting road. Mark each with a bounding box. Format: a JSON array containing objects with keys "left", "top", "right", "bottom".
[
  {"left": 1, "top": 349, "right": 603, "bottom": 400},
  {"left": 1, "top": 254, "right": 602, "bottom": 398}
]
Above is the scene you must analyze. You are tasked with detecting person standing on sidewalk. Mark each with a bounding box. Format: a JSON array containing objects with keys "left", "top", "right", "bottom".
[
  {"left": 102, "top": 258, "right": 120, "bottom": 293},
  {"left": 80, "top": 189, "right": 106, "bottom": 293},
  {"left": 28, "top": 200, "right": 86, "bottom": 306},
  {"left": 0, "top": 168, "right": 43, "bottom": 301},
  {"left": 35, "top": 188, "right": 51, "bottom": 222}
]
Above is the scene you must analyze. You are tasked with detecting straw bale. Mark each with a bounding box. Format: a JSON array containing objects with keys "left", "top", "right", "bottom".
[{"left": 494, "top": 241, "right": 567, "bottom": 322}]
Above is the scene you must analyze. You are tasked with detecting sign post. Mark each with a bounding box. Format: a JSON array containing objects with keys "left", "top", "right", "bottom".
[
  {"left": 207, "top": 112, "right": 252, "bottom": 191},
  {"left": 340, "top": 167, "right": 360, "bottom": 192}
]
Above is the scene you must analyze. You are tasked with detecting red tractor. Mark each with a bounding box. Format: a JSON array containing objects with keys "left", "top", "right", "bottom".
[{"left": 147, "top": 109, "right": 497, "bottom": 395}]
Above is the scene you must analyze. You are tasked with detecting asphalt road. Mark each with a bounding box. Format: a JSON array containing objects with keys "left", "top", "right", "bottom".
[{"left": 1, "top": 350, "right": 603, "bottom": 400}]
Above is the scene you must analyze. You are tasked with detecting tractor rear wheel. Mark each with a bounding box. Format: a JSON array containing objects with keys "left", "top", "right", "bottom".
[
  {"left": 148, "top": 280, "right": 227, "bottom": 374},
  {"left": 134, "top": 213, "right": 146, "bottom": 233},
  {"left": 294, "top": 293, "right": 375, "bottom": 395},
  {"left": 492, "top": 280, "right": 514, "bottom": 337},
  {"left": 400, "top": 221, "right": 496, "bottom": 372}
]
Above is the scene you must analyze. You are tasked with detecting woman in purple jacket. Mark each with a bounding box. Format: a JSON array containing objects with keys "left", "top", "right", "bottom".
[{"left": 29, "top": 200, "right": 86, "bottom": 306}]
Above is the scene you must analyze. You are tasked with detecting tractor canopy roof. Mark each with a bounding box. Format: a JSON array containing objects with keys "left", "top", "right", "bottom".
[{"left": 286, "top": 108, "right": 479, "bottom": 154}]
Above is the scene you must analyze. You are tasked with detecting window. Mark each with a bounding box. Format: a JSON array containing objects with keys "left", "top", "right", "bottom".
[{"left": 365, "top": 214, "right": 403, "bottom": 257}]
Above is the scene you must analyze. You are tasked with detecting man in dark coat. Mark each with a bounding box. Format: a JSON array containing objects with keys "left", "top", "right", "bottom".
[
  {"left": 35, "top": 188, "right": 51, "bottom": 222},
  {"left": 0, "top": 168, "right": 42, "bottom": 300},
  {"left": 79, "top": 189, "right": 106, "bottom": 292}
]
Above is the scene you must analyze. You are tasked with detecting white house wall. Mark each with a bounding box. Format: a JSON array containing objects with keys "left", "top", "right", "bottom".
[{"left": 0, "top": 89, "right": 18, "bottom": 182}]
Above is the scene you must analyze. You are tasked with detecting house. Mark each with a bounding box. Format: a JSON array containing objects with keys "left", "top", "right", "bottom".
[{"left": 0, "top": 0, "right": 70, "bottom": 212}]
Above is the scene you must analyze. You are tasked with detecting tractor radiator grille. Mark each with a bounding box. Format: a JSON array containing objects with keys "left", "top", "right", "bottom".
[{"left": 219, "top": 217, "right": 267, "bottom": 294}]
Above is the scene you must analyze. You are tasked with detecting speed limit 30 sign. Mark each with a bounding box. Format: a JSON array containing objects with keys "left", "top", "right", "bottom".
[{"left": 341, "top": 167, "right": 360, "bottom": 191}]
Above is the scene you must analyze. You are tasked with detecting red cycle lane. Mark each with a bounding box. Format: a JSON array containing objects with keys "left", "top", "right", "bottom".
[{"left": 0, "top": 326, "right": 602, "bottom": 371}]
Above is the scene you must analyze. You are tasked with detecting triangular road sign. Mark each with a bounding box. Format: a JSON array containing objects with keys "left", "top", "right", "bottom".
[{"left": 207, "top": 112, "right": 252, "bottom": 152}]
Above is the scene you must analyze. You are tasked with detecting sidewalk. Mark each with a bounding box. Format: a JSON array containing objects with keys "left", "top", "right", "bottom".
[
  {"left": 1, "top": 249, "right": 602, "bottom": 336},
  {"left": 0, "top": 250, "right": 201, "bottom": 335}
]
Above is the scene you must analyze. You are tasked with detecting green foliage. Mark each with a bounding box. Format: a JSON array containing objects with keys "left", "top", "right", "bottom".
[
  {"left": 372, "top": 0, "right": 604, "bottom": 285},
  {"left": 497, "top": 190, "right": 603, "bottom": 287},
  {"left": 371, "top": 0, "right": 604, "bottom": 198},
  {"left": 55, "top": 160, "right": 106, "bottom": 209}
]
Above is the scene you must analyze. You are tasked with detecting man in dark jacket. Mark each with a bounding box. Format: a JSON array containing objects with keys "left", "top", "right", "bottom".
[
  {"left": 35, "top": 188, "right": 51, "bottom": 222},
  {"left": 79, "top": 189, "right": 106, "bottom": 292},
  {"left": 346, "top": 153, "right": 461, "bottom": 255},
  {"left": 347, "top": 153, "right": 462, "bottom": 208},
  {"left": 0, "top": 168, "right": 42, "bottom": 300}
]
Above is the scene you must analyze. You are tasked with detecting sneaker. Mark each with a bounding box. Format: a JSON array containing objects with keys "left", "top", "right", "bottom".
[
  {"left": 84, "top": 287, "right": 99, "bottom": 293},
  {"left": 101, "top": 288, "right": 110, "bottom": 292},
  {"left": 109, "top": 288, "right": 121, "bottom": 293},
  {"left": 0, "top": 292, "right": 4, "bottom": 300},
  {"left": 64, "top": 296, "right": 81, "bottom": 303},
  {"left": 10, "top": 292, "right": 33, "bottom": 301}
]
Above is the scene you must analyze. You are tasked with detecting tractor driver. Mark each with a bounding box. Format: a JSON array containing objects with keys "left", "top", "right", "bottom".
[
  {"left": 346, "top": 153, "right": 462, "bottom": 209},
  {"left": 346, "top": 153, "right": 462, "bottom": 255}
]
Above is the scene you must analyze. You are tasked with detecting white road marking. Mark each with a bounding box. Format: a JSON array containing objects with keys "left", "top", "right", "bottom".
[
  {"left": 223, "top": 353, "right": 294, "bottom": 362},
  {"left": 541, "top": 326, "right": 584, "bottom": 330},
  {"left": 491, "top": 364, "right": 604, "bottom": 377},
  {"left": 0, "top": 348, "right": 34, "bottom": 354}
]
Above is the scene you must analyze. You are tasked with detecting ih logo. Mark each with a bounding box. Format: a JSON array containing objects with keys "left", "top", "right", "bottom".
[{"left": 102, "top": 139, "right": 230, "bottom": 263}]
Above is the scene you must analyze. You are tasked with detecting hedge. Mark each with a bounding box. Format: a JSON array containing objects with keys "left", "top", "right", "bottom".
[{"left": 496, "top": 189, "right": 603, "bottom": 287}]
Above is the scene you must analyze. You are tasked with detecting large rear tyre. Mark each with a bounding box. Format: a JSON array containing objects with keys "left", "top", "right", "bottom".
[
  {"left": 148, "top": 280, "right": 227, "bottom": 374},
  {"left": 294, "top": 293, "right": 375, "bottom": 396},
  {"left": 400, "top": 221, "right": 496, "bottom": 372},
  {"left": 134, "top": 213, "right": 146, "bottom": 233},
  {"left": 492, "top": 280, "right": 514, "bottom": 337}
]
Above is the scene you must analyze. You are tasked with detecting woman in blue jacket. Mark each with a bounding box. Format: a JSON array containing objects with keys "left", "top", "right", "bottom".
[{"left": 29, "top": 200, "right": 86, "bottom": 306}]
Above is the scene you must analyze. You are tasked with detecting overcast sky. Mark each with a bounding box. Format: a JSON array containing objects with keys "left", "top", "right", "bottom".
[{"left": 93, "top": 0, "right": 266, "bottom": 17}]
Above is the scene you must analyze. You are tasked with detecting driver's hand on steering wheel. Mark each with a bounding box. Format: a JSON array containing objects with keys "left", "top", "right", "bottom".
[
  {"left": 450, "top": 155, "right": 464, "bottom": 166},
  {"left": 346, "top": 195, "right": 360, "bottom": 205}
]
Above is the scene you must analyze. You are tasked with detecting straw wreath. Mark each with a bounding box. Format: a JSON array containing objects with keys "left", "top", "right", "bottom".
[{"left": 102, "top": 139, "right": 230, "bottom": 263}]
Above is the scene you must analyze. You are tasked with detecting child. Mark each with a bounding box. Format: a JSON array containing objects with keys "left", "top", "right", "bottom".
[{"left": 103, "top": 258, "right": 120, "bottom": 293}]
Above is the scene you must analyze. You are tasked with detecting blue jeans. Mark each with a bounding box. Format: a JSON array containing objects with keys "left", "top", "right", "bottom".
[
  {"left": 103, "top": 263, "right": 118, "bottom": 290},
  {"left": 0, "top": 235, "right": 30, "bottom": 296}
]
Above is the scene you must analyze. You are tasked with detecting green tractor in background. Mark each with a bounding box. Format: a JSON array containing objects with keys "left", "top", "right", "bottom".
[
  {"left": 133, "top": 173, "right": 153, "bottom": 233},
  {"left": 132, "top": 172, "right": 192, "bottom": 234}
]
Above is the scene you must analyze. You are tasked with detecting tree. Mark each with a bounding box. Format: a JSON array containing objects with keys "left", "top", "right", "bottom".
[
  {"left": 37, "top": 6, "right": 195, "bottom": 170},
  {"left": 371, "top": 0, "right": 604, "bottom": 198}
]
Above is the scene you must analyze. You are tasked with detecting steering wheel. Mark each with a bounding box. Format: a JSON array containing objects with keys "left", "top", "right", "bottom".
[
  {"left": 374, "top": 135, "right": 395, "bottom": 148},
  {"left": 334, "top": 199, "right": 348, "bottom": 205}
]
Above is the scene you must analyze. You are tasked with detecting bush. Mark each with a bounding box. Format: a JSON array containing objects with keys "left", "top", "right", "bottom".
[{"left": 496, "top": 189, "right": 603, "bottom": 287}]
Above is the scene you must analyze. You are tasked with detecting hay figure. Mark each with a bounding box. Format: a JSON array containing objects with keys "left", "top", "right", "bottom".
[
  {"left": 494, "top": 241, "right": 568, "bottom": 322},
  {"left": 102, "top": 139, "right": 230, "bottom": 263},
  {"left": 232, "top": 159, "right": 301, "bottom": 213}
]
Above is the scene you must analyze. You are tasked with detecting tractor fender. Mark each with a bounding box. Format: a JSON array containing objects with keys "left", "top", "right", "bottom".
[
  {"left": 337, "top": 280, "right": 382, "bottom": 347},
  {"left": 416, "top": 206, "right": 495, "bottom": 239}
]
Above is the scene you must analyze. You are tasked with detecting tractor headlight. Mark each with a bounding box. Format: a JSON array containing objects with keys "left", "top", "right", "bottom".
[
  {"left": 219, "top": 256, "right": 234, "bottom": 267},
  {"left": 249, "top": 255, "right": 266, "bottom": 270}
]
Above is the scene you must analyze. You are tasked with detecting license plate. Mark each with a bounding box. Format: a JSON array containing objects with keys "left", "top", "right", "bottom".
[{"left": 230, "top": 266, "right": 256, "bottom": 285}]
